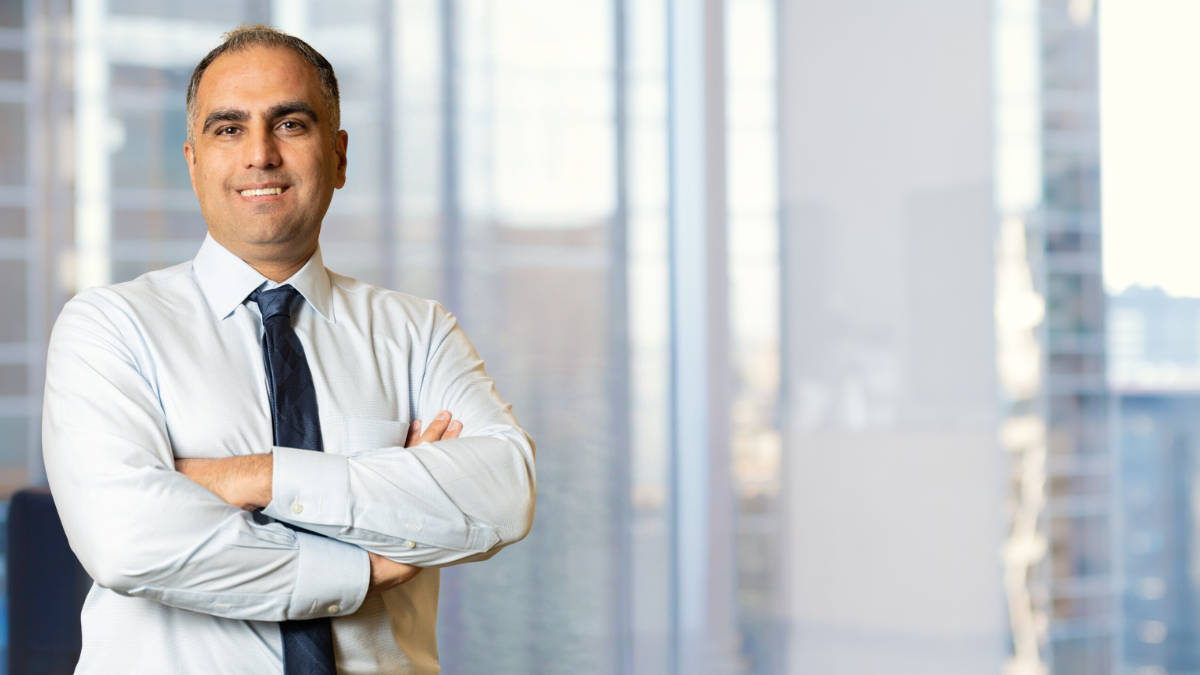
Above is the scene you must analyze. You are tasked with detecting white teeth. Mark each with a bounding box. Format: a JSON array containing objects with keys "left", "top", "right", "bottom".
[{"left": 240, "top": 187, "right": 283, "bottom": 197}]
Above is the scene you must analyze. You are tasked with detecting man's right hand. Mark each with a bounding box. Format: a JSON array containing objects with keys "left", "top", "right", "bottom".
[
  {"left": 367, "top": 552, "right": 422, "bottom": 595},
  {"left": 365, "top": 410, "right": 462, "bottom": 596}
]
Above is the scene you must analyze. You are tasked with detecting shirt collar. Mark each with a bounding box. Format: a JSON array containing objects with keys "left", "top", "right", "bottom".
[{"left": 192, "top": 233, "right": 336, "bottom": 323}]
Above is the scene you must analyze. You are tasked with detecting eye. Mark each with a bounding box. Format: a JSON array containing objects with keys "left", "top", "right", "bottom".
[
  {"left": 216, "top": 126, "right": 238, "bottom": 135},
  {"left": 280, "top": 120, "right": 302, "bottom": 131}
]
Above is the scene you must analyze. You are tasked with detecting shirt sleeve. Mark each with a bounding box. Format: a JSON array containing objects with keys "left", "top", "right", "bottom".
[
  {"left": 42, "top": 291, "right": 370, "bottom": 621},
  {"left": 262, "top": 304, "right": 537, "bottom": 567}
]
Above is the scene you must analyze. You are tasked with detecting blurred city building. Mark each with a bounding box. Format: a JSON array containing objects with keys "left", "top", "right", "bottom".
[
  {"left": 996, "top": 0, "right": 1108, "bottom": 673},
  {"left": 1110, "top": 287, "right": 1200, "bottom": 392},
  {"left": 0, "top": 1, "right": 1159, "bottom": 674},
  {"left": 1110, "top": 286, "right": 1200, "bottom": 675},
  {"left": 1039, "top": 1, "right": 1109, "bottom": 673}
]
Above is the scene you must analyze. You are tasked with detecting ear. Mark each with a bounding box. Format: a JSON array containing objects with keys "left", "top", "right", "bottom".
[
  {"left": 184, "top": 141, "right": 198, "bottom": 196},
  {"left": 334, "top": 130, "right": 349, "bottom": 190}
]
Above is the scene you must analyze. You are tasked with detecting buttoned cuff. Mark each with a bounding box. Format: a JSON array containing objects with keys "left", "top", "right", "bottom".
[
  {"left": 288, "top": 531, "right": 369, "bottom": 620},
  {"left": 265, "top": 446, "right": 351, "bottom": 527}
]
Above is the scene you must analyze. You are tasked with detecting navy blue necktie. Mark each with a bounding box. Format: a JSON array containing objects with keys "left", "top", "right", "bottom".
[{"left": 250, "top": 285, "right": 337, "bottom": 675}]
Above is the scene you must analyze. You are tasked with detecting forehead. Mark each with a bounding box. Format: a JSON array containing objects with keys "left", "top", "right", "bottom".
[{"left": 195, "top": 45, "right": 323, "bottom": 113}]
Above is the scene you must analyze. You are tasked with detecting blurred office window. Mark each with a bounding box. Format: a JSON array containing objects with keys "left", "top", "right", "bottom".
[
  {"left": 0, "top": 0, "right": 27, "bottom": 660},
  {"left": 626, "top": 0, "right": 672, "bottom": 671},
  {"left": 726, "top": 0, "right": 781, "bottom": 672},
  {"left": 8, "top": 1, "right": 1142, "bottom": 675},
  {"left": 437, "top": 0, "right": 626, "bottom": 672},
  {"left": 0, "top": 0, "right": 790, "bottom": 673},
  {"left": 2, "top": 0, "right": 78, "bottom": 661},
  {"left": 0, "top": 1, "right": 31, "bottom": 500},
  {"left": 779, "top": 0, "right": 1003, "bottom": 674}
]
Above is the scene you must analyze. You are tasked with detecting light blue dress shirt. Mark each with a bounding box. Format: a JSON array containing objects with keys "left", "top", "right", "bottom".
[{"left": 42, "top": 235, "right": 537, "bottom": 675}]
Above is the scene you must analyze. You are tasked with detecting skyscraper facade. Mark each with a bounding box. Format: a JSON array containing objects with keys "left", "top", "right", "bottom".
[
  {"left": 997, "top": 0, "right": 1108, "bottom": 672},
  {"left": 1110, "top": 287, "right": 1200, "bottom": 675},
  {"left": 1039, "top": 2, "right": 1107, "bottom": 672}
]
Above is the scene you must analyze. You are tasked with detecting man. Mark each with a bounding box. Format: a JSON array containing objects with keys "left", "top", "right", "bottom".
[{"left": 43, "top": 24, "right": 536, "bottom": 675}]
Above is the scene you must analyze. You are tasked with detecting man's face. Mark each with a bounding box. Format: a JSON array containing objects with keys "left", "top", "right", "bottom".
[{"left": 184, "top": 46, "right": 348, "bottom": 265}]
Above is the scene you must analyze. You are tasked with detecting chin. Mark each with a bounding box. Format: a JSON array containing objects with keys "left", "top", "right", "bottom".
[{"left": 236, "top": 219, "right": 312, "bottom": 247}]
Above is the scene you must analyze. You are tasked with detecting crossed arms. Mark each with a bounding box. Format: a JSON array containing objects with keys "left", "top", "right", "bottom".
[
  {"left": 42, "top": 290, "right": 537, "bottom": 622},
  {"left": 175, "top": 414, "right": 464, "bottom": 595}
]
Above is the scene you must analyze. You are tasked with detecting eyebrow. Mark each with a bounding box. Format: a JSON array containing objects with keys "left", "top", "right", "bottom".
[
  {"left": 202, "top": 108, "right": 249, "bottom": 134},
  {"left": 200, "top": 101, "right": 319, "bottom": 134},
  {"left": 266, "top": 101, "right": 319, "bottom": 124}
]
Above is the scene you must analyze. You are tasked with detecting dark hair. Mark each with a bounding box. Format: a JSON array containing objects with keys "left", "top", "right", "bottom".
[{"left": 185, "top": 23, "right": 340, "bottom": 145}]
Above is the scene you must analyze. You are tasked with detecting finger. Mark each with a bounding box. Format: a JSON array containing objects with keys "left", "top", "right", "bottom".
[
  {"left": 440, "top": 420, "right": 462, "bottom": 441},
  {"left": 418, "top": 411, "right": 452, "bottom": 444},
  {"left": 405, "top": 420, "right": 421, "bottom": 448}
]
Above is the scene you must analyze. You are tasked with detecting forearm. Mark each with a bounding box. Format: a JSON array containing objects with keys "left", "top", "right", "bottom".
[
  {"left": 263, "top": 429, "right": 536, "bottom": 567},
  {"left": 174, "top": 454, "right": 274, "bottom": 511},
  {"left": 264, "top": 306, "right": 537, "bottom": 566},
  {"left": 46, "top": 434, "right": 369, "bottom": 622},
  {"left": 175, "top": 452, "right": 421, "bottom": 595}
]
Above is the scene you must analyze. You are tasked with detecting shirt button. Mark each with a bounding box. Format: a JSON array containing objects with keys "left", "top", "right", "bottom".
[
  {"left": 292, "top": 503, "right": 304, "bottom": 514},
  {"left": 406, "top": 540, "right": 416, "bottom": 549},
  {"left": 328, "top": 604, "right": 340, "bottom": 614}
]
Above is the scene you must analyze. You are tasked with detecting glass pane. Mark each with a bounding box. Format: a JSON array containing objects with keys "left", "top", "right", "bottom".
[
  {"left": 0, "top": 416, "right": 29, "bottom": 472},
  {"left": 627, "top": 1, "right": 671, "bottom": 673},
  {"left": 781, "top": 1, "right": 1004, "bottom": 672},
  {"left": 726, "top": 0, "right": 782, "bottom": 672},
  {"left": 0, "top": 0, "right": 22, "bottom": 28},
  {"left": 0, "top": 103, "right": 25, "bottom": 185},
  {"left": 0, "top": 363, "right": 25, "bottom": 396},
  {"left": 0, "top": 49, "right": 24, "bottom": 81},
  {"left": 0, "top": 260, "right": 25, "bottom": 342},
  {"left": 437, "top": 2, "right": 621, "bottom": 673},
  {"left": 0, "top": 207, "right": 24, "bottom": 238}
]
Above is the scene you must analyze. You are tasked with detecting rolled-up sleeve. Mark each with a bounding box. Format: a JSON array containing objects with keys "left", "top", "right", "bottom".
[
  {"left": 264, "top": 305, "right": 537, "bottom": 566},
  {"left": 43, "top": 291, "right": 369, "bottom": 621}
]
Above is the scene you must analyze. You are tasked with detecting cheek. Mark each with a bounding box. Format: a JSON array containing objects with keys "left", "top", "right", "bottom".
[
  {"left": 193, "top": 162, "right": 217, "bottom": 192},
  {"left": 194, "top": 151, "right": 234, "bottom": 186},
  {"left": 285, "top": 143, "right": 337, "bottom": 186}
]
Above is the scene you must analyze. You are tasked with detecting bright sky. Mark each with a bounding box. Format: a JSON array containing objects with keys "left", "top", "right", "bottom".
[{"left": 1102, "top": 0, "right": 1200, "bottom": 297}]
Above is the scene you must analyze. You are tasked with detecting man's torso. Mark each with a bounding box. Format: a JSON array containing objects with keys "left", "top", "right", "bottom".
[{"left": 73, "top": 255, "right": 443, "bottom": 675}]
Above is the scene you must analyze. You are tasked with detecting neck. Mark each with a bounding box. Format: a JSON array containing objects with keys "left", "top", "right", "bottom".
[
  {"left": 207, "top": 228, "right": 320, "bottom": 283},
  {"left": 243, "top": 245, "right": 316, "bottom": 283}
]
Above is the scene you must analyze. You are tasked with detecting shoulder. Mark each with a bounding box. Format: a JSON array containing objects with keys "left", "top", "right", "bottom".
[
  {"left": 68, "top": 261, "right": 195, "bottom": 312},
  {"left": 54, "top": 262, "right": 198, "bottom": 343},
  {"left": 327, "top": 270, "right": 450, "bottom": 325}
]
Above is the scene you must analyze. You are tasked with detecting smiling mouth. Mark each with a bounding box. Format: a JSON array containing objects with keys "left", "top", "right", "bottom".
[{"left": 240, "top": 187, "right": 285, "bottom": 197}]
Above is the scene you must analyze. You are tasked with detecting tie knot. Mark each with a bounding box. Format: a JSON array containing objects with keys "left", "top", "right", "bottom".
[{"left": 250, "top": 285, "right": 301, "bottom": 322}]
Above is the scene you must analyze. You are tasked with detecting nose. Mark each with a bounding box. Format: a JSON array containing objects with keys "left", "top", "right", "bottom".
[{"left": 242, "top": 124, "right": 282, "bottom": 170}]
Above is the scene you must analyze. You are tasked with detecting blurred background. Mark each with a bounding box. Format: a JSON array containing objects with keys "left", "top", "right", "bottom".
[{"left": 0, "top": 0, "right": 1196, "bottom": 673}]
